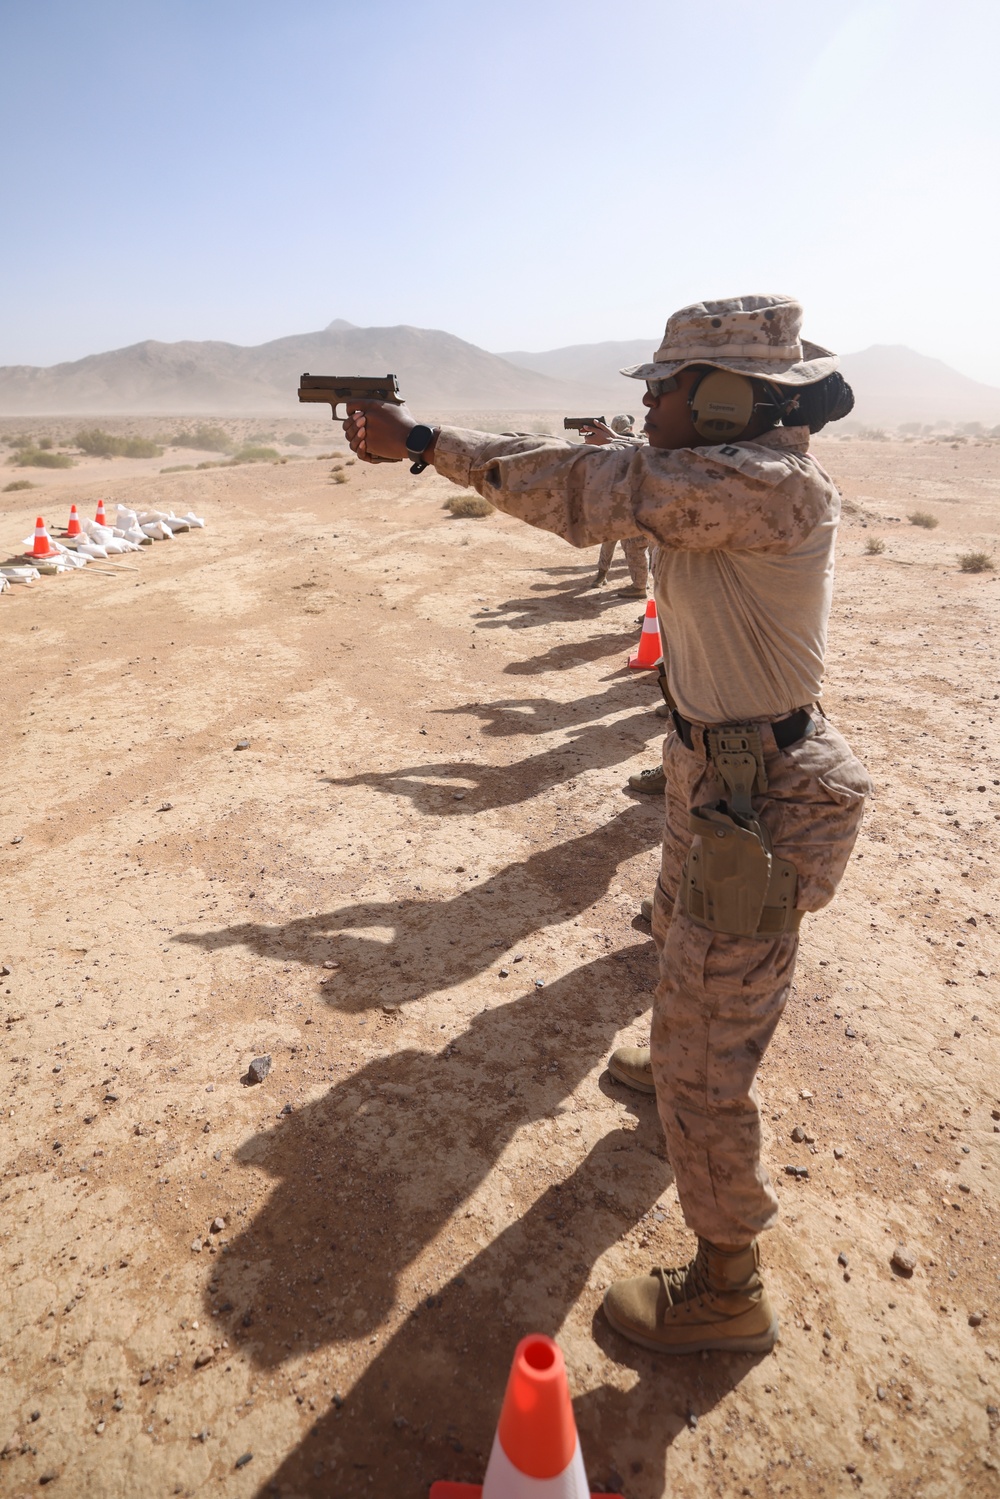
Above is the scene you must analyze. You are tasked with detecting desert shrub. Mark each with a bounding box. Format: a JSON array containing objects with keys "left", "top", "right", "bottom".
[
  {"left": 75, "top": 427, "right": 162, "bottom": 459},
  {"left": 3, "top": 478, "right": 36, "bottom": 491},
  {"left": 283, "top": 431, "right": 310, "bottom": 445},
  {"left": 865, "top": 536, "right": 886, "bottom": 555},
  {"left": 169, "top": 424, "right": 232, "bottom": 452},
  {"left": 957, "top": 551, "right": 995, "bottom": 574},
  {"left": 858, "top": 427, "right": 889, "bottom": 441},
  {"left": 232, "top": 446, "right": 281, "bottom": 463},
  {"left": 908, "top": 510, "right": 939, "bottom": 529},
  {"left": 160, "top": 464, "right": 195, "bottom": 474},
  {"left": 75, "top": 426, "right": 121, "bottom": 457},
  {"left": 122, "top": 436, "right": 162, "bottom": 458},
  {"left": 9, "top": 435, "right": 34, "bottom": 449},
  {"left": 247, "top": 430, "right": 277, "bottom": 444},
  {"left": 38, "top": 436, "right": 53, "bottom": 450},
  {"left": 16, "top": 448, "right": 74, "bottom": 468},
  {"left": 445, "top": 492, "right": 494, "bottom": 518}
]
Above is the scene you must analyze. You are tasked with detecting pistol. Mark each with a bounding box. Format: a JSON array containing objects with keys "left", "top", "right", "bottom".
[
  {"left": 298, "top": 373, "right": 404, "bottom": 462},
  {"left": 563, "top": 416, "right": 607, "bottom": 432}
]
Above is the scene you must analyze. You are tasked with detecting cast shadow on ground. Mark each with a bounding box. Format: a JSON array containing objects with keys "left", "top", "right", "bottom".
[
  {"left": 322, "top": 711, "right": 663, "bottom": 819},
  {"left": 174, "top": 804, "right": 661, "bottom": 1015},
  {"left": 434, "top": 680, "right": 650, "bottom": 739},
  {"left": 471, "top": 581, "right": 640, "bottom": 633},
  {"left": 198, "top": 948, "right": 756, "bottom": 1498},
  {"left": 501, "top": 632, "right": 641, "bottom": 675},
  {"left": 532, "top": 562, "right": 603, "bottom": 578},
  {"left": 212, "top": 968, "right": 762, "bottom": 1497}
]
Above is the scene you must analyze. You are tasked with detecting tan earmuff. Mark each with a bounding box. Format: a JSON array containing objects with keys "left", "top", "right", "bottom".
[{"left": 689, "top": 369, "right": 756, "bottom": 441}]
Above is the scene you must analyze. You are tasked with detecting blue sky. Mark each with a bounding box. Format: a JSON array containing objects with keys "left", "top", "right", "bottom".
[{"left": 2, "top": 0, "right": 998, "bottom": 380}]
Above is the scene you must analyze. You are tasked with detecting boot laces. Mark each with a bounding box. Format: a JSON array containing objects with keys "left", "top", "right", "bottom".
[{"left": 656, "top": 1243, "right": 712, "bottom": 1308}]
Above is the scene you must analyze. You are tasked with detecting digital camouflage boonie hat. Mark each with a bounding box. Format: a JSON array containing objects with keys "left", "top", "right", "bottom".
[{"left": 621, "top": 294, "right": 839, "bottom": 387}]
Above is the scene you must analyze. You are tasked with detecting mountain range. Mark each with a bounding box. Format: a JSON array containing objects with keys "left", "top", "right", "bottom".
[{"left": 1, "top": 320, "right": 998, "bottom": 428}]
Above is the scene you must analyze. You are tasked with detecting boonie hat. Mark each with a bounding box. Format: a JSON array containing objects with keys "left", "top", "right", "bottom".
[
  {"left": 610, "top": 413, "right": 635, "bottom": 434},
  {"left": 622, "top": 293, "right": 838, "bottom": 387}
]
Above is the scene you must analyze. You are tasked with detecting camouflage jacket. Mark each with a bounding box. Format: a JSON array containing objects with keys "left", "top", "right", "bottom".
[{"left": 433, "top": 425, "right": 839, "bottom": 723}]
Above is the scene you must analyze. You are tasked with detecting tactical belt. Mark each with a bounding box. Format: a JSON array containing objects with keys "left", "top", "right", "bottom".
[{"left": 672, "top": 706, "right": 813, "bottom": 755}]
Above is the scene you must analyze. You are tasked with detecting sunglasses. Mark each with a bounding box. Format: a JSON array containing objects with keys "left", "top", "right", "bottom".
[{"left": 645, "top": 376, "right": 680, "bottom": 399}]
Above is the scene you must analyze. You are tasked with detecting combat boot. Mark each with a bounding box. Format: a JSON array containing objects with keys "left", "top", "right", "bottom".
[
  {"left": 603, "top": 1239, "right": 778, "bottom": 1355},
  {"left": 616, "top": 582, "right": 647, "bottom": 598},
  {"left": 593, "top": 569, "right": 609, "bottom": 587},
  {"left": 607, "top": 1044, "right": 655, "bottom": 1094},
  {"left": 628, "top": 765, "right": 666, "bottom": 795}
]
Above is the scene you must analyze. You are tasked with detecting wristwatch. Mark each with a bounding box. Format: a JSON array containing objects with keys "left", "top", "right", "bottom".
[{"left": 405, "top": 424, "right": 436, "bottom": 475}]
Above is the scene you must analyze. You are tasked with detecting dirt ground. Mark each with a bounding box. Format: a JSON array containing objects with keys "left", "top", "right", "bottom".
[{"left": 1, "top": 425, "right": 999, "bottom": 1499}]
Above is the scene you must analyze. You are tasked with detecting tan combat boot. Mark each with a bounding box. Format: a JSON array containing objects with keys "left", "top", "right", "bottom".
[
  {"left": 628, "top": 765, "right": 666, "bottom": 795},
  {"left": 603, "top": 1239, "right": 778, "bottom": 1355},
  {"left": 607, "top": 1045, "right": 655, "bottom": 1094},
  {"left": 593, "top": 569, "right": 609, "bottom": 587},
  {"left": 616, "top": 582, "right": 647, "bottom": 598}
]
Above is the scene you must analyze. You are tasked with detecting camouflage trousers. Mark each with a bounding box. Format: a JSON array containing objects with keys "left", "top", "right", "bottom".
[
  {"left": 597, "top": 536, "right": 649, "bottom": 589},
  {"left": 649, "top": 715, "right": 871, "bottom": 1244}
]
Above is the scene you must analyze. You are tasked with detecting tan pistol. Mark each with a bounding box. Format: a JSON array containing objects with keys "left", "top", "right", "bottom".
[{"left": 298, "top": 373, "right": 403, "bottom": 463}]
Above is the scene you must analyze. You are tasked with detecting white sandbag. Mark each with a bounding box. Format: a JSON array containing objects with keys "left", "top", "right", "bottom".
[
  {"left": 75, "top": 540, "right": 109, "bottom": 559},
  {"left": 0, "top": 565, "right": 41, "bottom": 583},
  {"left": 35, "top": 553, "right": 83, "bottom": 574},
  {"left": 81, "top": 517, "right": 117, "bottom": 543},
  {"left": 178, "top": 510, "right": 205, "bottom": 528},
  {"left": 141, "top": 520, "right": 173, "bottom": 540}
]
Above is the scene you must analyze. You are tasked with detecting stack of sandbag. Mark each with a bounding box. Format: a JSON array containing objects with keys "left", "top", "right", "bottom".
[
  {"left": 116, "top": 504, "right": 206, "bottom": 540},
  {"left": 74, "top": 515, "right": 144, "bottom": 558}
]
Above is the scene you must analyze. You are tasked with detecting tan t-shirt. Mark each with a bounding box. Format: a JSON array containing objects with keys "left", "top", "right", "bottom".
[{"left": 433, "top": 424, "right": 838, "bottom": 724}]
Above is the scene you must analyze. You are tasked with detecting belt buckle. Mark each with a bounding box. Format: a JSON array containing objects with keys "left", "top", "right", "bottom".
[{"left": 706, "top": 724, "right": 768, "bottom": 797}]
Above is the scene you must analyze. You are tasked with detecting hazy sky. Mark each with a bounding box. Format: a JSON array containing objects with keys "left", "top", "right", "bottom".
[{"left": 2, "top": 0, "right": 999, "bottom": 381}]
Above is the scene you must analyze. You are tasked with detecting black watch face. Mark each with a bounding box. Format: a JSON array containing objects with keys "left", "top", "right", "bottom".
[{"left": 406, "top": 424, "right": 434, "bottom": 455}]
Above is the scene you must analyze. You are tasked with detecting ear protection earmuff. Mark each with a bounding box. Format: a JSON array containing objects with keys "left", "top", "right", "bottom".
[{"left": 688, "top": 369, "right": 756, "bottom": 441}]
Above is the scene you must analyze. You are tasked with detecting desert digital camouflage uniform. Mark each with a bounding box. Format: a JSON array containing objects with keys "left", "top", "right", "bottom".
[
  {"left": 595, "top": 415, "right": 648, "bottom": 588},
  {"left": 596, "top": 533, "right": 650, "bottom": 590},
  {"left": 432, "top": 420, "right": 872, "bottom": 1244}
]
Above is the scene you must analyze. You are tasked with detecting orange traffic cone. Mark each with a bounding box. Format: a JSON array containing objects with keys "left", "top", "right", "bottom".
[
  {"left": 30, "top": 517, "right": 59, "bottom": 559},
  {"left": 95, "top": 499, "right": 107, "bottom": 525},
  {"left": 65, "top": 504, "right": 82, "bottom": 537},
  {"left": 430, "top": 1334, "right": 622, "bottom": 1499},
  {"left": 628, "top": 598, "right": 662, "bottom": 670}
]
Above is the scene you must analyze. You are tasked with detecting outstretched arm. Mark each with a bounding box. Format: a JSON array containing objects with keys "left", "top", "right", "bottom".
[{"left": 343, "top": 402, "right": 833, "bottom": 555}]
